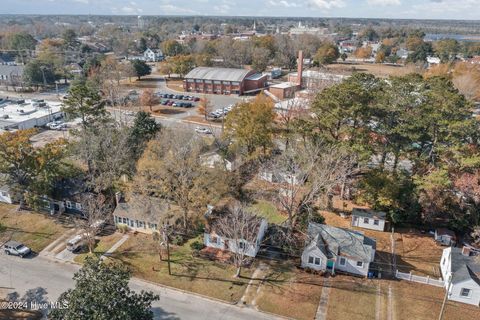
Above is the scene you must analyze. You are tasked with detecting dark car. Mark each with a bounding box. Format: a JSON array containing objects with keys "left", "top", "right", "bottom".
[
  {"left": 4, "top": 240, "right": 31, "bottom": 258},
  {"left": 184, "top": 102, "right": 193, "bottom": 108},
  {"left": 167, "top": 101, "right": 174, "bottom": 106},
  {"left": 193, "top": 97, "right": 200, "bottom": 102},
  {"left": 161, "top": 100, "right": 169, "bottom": 105}
]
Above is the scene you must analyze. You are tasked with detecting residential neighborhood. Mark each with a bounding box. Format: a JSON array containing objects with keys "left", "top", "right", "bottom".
[{"left": 1, "top": 2, "right": 480, "bottom": 320}]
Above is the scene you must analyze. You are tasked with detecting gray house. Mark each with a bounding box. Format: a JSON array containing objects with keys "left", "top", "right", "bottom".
[
  {"left": 440, "top": 246, "right": 480, "bottom": 307},
  {"left": 301, "top": 223, "right": 376, "bottom": 277},
  {"left": 0, "top": 65, "right": 24, "bottom": 86}
]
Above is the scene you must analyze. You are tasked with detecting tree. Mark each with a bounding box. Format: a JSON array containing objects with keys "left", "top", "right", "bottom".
[
  {"left": 62, "top": 29, "right": 79, "bottom": 50},
  {"left": 314, "top": 42, "right": 340, "bottom": 65},
  {"left": 161, "top": 39, "right": 184, "bottom": 57},
  {"left": 129, "top": 111, "right": 161, "bottom": 158},
  {"left": 170, "top": 55, "right": 195, "bottom": 77},
  {"left": 434, "top": 39, "right": 459, "bottom": 63},
  {"left": 159, "top": 61, "right": 173, "bottom": 78},
  {"left": 136, "top": 129, "right": 229, "bottom": 230},
  {"left": 50, "top": 257, "right": 158, "bottom": 320},
  {"left": 261, "top": 139, "right": 355, "bottom": 232},
  {"left": 354, "top": 46, "right": 373, "bottom": 60},
  {"left": 406, "top": 42, "right": 433, "bottom": 63},
  {"left": 23, "top": 59, "right": 56, "bottom": 88},
  {"left": 215, "top": 203, "right": 262, "bottom": 277},
  {"left": 140, "top": 89, "right": 158, "bottom": 112},
  {"left": 7, "top": 32, "right": 36, "bottom": 63},
  {"left": 340, "top": 52, "right": 348, "bottom": 61},
  {"left": 375, "top": 51, "right": 386, "bottom": 63},
  {"left": 62, "top": 81, "right": 108, "bottom": 131},
  {"left": 224, "top": 95, "right": 275, "bottom": 157},
  {"left": 131, "top": 59, "right": 152, "bottom": 80},
  {"left": 80, "top": 194, "right": 110, "bottom": 253},
  {"left": 197, "top": 95, "right": 213, "bottom": 120},
  {"left": 251, "top": 47, "right": 271, "bottom": 72},
  {"left": 0, "top": 130, "right": 67, "bottom": 207}
]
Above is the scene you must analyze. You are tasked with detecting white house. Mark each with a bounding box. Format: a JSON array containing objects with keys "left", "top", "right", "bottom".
[
  {"left": 301, "top": 223, "right": 376, "bottom": 277},
  {"left": 435, "top": 228, "right": 457, "bottom": 246},
  {"left": 200, "top": 151, "right": 237, "bottom": 172},
  {"left": 143, "top": 48, "right": 164, "bottom": 62},
  {"left": 204, "top": 209, "right": 268, "bottom": 258},
  {"left": 440, "top": 247, "right": 480, "bottom": 307},
  {"left": 427, "top": 56, "right": 441, "bottom": 65},
  {"left": 351, "top": 208, "right": 387, "bottom": 232}
]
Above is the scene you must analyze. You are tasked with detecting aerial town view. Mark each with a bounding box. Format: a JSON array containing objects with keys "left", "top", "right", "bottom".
[{"left": 1, "top": 0, "right": 480, "bottom": 319}]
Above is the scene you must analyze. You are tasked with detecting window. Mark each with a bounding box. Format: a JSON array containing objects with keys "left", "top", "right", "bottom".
[
  {"left": 356, "top": 261, "right": 364, "bottom": 268},
  {"left": 339, "top": 257, "right": 346, "bottom": 266},
  {"left": 122, "top": 217, "right": 127, "bottom": 224},
  {"left": 363, "top": 218, "right": 369, "bottom": 224},
  {"left": 75, "top": 203, "right": 82, "bottom": 210},
  {"left": 460, "top": 288, "right": 471, "bottom": 297},
  {"left": 239, "top": 241, "right": 246, "bottom": 249},
  {"left": 308, "top": 256, "right": 321, "bottom": 265},
  {"left": 374, "top": 219, "right": 380, "bottom": 226},
  {"left": 66, "top": 201, "right": 72, "bottom": 209},
  {"left": 0, "top": 191, "right": 6, "bottom": 197},
  {"left": 442, "top": 258, "right": 446, "bottom": 266}
]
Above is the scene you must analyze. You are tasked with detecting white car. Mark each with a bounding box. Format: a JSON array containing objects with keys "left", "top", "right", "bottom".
[
  {"left": 195, "top": 127, "right": 212, "bottom": 134},
  {"left": 50, "top": 123, "right": 67, "bottom": 131}
]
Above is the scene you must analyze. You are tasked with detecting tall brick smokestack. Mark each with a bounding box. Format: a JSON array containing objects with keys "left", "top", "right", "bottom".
[{"left": 297, "top": 50, "right": 304, "bottom": 87}]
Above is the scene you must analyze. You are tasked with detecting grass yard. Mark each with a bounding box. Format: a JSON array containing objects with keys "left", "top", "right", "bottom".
[
  {"left": 390, "top": 280, "right": 480, "bottom": 320},
  {"left": 73, "top": 232, "right": 124, "bottom": 264},
  {"left": 249, "top": 200, "right": 286, "bottom": 225},
  {"left": 109, "top": 233, "right": 254, "bottom": 303},
  {"left": 326, "top": 276, "right": 378, "bottom": 320},
  {"left": 326, "top": 63, "right": 421, "bottom": 78},
  {"left": 394, "top": 229, "right": 443, "bottom": 277},
  {"left": 0, "top": 204, "right": 69, "bottom": 252},
  {"left": 165, "top": 79, "right": 185, "bottom": 92},
  {"left": 254, "top": 261, "right": 324, "bottom": 320}
]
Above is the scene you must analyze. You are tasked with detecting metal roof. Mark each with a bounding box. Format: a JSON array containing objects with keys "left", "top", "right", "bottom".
[
  {"left": 185, "top": 67, "right": 253, "bottom": 82},
  {"left": 0, "top": 65, "right": 24, "bottom": 76}
]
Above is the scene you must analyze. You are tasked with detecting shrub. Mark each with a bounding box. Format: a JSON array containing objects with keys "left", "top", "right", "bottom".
[
  {"left": 116, "top": 224, "right": 128, "bottom": 234},
  {"left": 171, "top": 235, "right": 184, "bottom": 246},
  {"left": 190, "top": 241, "right": 204, "bottom": 252}
]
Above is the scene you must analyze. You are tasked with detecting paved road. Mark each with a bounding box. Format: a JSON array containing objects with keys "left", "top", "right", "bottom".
[{"left": 0, "top": 254, "right": 278, "bottom": 320}]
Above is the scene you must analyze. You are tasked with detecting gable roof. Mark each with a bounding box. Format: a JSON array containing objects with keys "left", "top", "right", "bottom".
[
  {"left": 307, "top": 223, "right": 376, "bottom": 263},
  {"left": 113, "top": 195, "right": 171, "bottom": 223},
  {"left": 185, "top": 67, "right": 253, "bottom": 82},
  {"left": 0, "top": 65, "right": 23, "bottom": 77},
  {"left": 450, "top": 247, "right": 480, "bottom": 286},
  {"left": 352, "top": 208, "right": 387, "bottom": 220}
]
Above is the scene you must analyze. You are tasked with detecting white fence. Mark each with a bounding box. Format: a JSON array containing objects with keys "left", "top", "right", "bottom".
[{"left": 395, "top": 270, "right": 444, "bottom": 287}]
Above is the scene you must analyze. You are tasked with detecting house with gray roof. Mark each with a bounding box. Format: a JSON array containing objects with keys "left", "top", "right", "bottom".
[
  {"left": 301, "top": 223, "right": 376, "bottom": 277},
  {"left": 351, "top": 208, "right": 387, "bottom": 231},
  {"left": 183, "top": 67, "right": 267, "bottom": 95},
  {"left": 0, "top": 65, "right": 24, "bottom": 86},
  {"left": 440, "top": 246, "right": 480, "bottom": 306}
]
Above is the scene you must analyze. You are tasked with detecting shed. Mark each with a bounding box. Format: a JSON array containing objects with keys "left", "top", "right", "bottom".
[{"left": 351, "top": 208, "right": 387, "bottom": 231}]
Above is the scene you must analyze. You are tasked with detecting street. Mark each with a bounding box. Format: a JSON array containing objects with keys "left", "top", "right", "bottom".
[{"left": 0, "top": 254, "right": 279, "bottom": 320}]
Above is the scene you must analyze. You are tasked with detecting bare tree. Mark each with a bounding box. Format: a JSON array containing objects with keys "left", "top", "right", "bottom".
[
  {"left": 260, "top": 139, "right": 355, "bottom": 233},
  {"left": 140, "top": 89, "right": 158, "bottom": 112},
  {"left": 215, "top": 203, "right": 262, "bottom": 277},
  {"left": 80, "top": 193, "right": 109, "bottom": 253}
]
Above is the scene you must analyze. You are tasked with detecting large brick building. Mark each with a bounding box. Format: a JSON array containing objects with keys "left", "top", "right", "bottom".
[{"left": 183, "top": 67, "right": 268, "bottom": 95}]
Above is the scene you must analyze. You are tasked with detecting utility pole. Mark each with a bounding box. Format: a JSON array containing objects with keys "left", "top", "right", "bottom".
[{"left": 162, "top": 224, "right": 171, "bottom": 275}]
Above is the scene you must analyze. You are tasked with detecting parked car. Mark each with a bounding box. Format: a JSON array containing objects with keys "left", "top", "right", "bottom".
[
  {"left": 184, "top": 102, "right": 193, "bottom": 108},
  {"left": 193, "top": 97, "right": 200, "bottom": 102},
  {"left": 167, "top": 101, "right": 174, "bottom": 106},
  {"left": 3, "top": 240, "right": 31, "bottom": 257},
  {"left": 46, "top": 120, "right": 64, "bottom": 130},
  {"left": 66, "top": 234, "right": 86, "bottom": 253},
  {"left": 50, "top": 123, "right": 67, "bottom": 131},
  {"left": 172, "top": 102, "right": 180, "bottom": 107},
  {"left": 195, "top": 127, "right": 212, "bottom": 134}
]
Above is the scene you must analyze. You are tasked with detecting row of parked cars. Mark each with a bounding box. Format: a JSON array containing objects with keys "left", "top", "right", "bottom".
[
  {"left": 161, "top": 100, "right": 194, "bottom": 108},
  {"left": 209, "top": 104, "right": 235, "bottom": 119},
  {"left": 156, "top": 92, "right": 201, "bottom": 102}
]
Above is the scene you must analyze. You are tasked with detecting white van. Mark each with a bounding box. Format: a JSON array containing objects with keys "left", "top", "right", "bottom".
[{"left": 66, "top": 234, "right": 86, "bottom": 252}]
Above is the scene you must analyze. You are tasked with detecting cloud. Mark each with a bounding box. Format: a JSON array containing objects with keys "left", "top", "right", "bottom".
[
  {"left": 268, "top": 0, "right": 301, "bottom": 7},
  {"left": 367, "top": 0, "right": 401, "bottom": 5},
  {"left": 309, "top": 0, "right": 346, "bottom": 9}
]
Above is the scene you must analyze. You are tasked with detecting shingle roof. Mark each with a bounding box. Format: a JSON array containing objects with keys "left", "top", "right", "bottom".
[
  {"left": 352, "top": 208, "right": 387, "bottom": 220},
  {"left": 113, "top": 196, "right": 172, "bottom": 223},
  {"left": 185, "top": 67, "right": 253, "bottom": 82},
  {"left": 450, "top": 248, "right": 480, "bottom": 285},
  {"left": 307, "top": 223, "right": 376, "bottom": 263},
  {"left": 0, "top": 65, "right": 23, "bottom": 76}
]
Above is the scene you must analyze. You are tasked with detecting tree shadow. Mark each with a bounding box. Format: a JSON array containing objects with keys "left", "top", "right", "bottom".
[{"left": 152, "top": 307, "right": 181, "bottom": 320}]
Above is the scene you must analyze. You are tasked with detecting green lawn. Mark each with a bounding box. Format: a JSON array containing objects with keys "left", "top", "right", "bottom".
[
  {"left": 0, "top": 204, "right": 69, "bottom": 252},
  {"left": 248, "top": 200, "right": 286, "bottom": 224},
  {"left": 73, "top": 233, "right": 124, "bottom": 264},
  {"left": 109, "top": 233, "right": 254, "bottom": 303}
]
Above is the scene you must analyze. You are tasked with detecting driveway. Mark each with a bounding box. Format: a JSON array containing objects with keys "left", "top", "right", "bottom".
[{"left": 0, "top": 253, "right": 279, "bottom": 320}]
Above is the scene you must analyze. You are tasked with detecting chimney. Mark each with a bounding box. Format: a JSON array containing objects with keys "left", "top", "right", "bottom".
[{"left": 297, "top": 50, "right": 304, "bottom": 87}]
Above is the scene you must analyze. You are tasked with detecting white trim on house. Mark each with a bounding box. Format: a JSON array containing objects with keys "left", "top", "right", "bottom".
[
  {"left": 351, "top": 208, "right": 387, "bottom": 232},
  {"left": 114, "top": 215, "right": 159, "bottom": 234},
  {"left": 203, "top": 219, "right": 268, "bottom": 258}
]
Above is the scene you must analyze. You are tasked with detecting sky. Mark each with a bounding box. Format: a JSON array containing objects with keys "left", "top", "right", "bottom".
[{"left": 1, "top": 0, "right": 480, "bottom": 20}]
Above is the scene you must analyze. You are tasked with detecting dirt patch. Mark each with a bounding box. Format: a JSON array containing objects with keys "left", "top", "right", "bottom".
[{"left": 151, "top": 106, "right": 186, "bottom": 115}]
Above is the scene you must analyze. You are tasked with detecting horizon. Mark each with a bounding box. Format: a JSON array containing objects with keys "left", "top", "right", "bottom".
[{"left": 2, "top": 0, "right": 480, "bottom": 20}]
